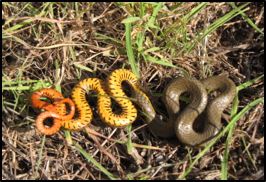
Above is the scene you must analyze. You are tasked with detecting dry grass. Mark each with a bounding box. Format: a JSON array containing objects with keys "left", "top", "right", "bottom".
[{"left": 2, "top": 2, "right": 264, "bottom": 180}]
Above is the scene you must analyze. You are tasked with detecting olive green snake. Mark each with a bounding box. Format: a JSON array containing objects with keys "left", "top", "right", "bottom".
[{"left": 134, "top": 76, "right": 236, "bottom": 147}]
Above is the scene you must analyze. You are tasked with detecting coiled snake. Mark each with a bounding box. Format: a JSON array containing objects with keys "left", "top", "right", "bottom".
[{"left": 31, "top": 69, "right": 236, "bottom": 147}]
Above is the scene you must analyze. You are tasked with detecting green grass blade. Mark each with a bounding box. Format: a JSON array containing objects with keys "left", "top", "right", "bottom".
[
  {"left": 34, "top": 135, "right": 46, "bottom": 179},
  {"left": 143, "top": 54, "right": 190, "bottom": 77},
  {"left": 188, "top": 3, "right": 250, "bottom": 52},
  {"left": 147, "top": 2, "right": 163, "bottom": 28},
  {"left": 73, "top": 142, "right": 117, "bottom": 180},
  {"left": 229, "top": 2, "right": 263, "bottom": 35},
  {"left": 241, "top": 136, "right": 258, "bottom": 171},
  {"left": 94, "top": 33, "right": 124, "bottom": 45},
  {"left": 121, "top": 16, "right": 141, "bottom": 24},
  {"left": 178, "top": 97, "right": 264, "bottom": 180},
  {"left": 125, "top": 22, "right": 139, "bottom": 77},
  {"left": 73, "top": 63, "right": 93, "bottom": 73},
  {"left": 126, "top": 124, "right": 133, "bottom": 154},
  {"left": 237, "top": 74, "right": 264, "bottom": 91},
  {"left": 183, "top": 2, "right": 208, "bottom": 23},
  {"left": 221, "top": 89, "right": 239, "bottom": 179}
]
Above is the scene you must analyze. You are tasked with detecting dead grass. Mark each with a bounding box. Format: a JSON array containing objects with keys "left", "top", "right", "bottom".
[{"left": 2, "top": 2, "right": 264, "bottom": 180}]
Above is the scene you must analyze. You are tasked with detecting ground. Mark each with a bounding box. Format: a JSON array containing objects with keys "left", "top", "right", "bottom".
[{"left": 2, "top": 2, "right": 264, "bottom": 180}]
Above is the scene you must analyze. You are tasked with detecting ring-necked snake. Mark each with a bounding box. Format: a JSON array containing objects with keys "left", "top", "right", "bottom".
[
  {"left": 31, "top": 69, "right": 146, "bottom": 134},
  {"left": 30, "top": 89, "right": 76, "bottom": 135},
  {"left": 31, "top": 69, "right": 236, "bottom": 147}
]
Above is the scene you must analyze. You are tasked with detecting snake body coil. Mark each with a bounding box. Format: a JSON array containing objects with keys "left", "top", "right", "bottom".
[
  {"left": 31, "top": 69, "right": 150, "bottom": 135},
  {"left": 146, "top": 76, "right": 236, "bottom": 147},
  {"left": 61, "top": 69, "right": 143, "bottom": 129},
  {"left": 31, "top": 70, "right": 236, "bottom": 147},
  {"left": 30, "top": 89, "right": 75, "bottom": 135}
]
